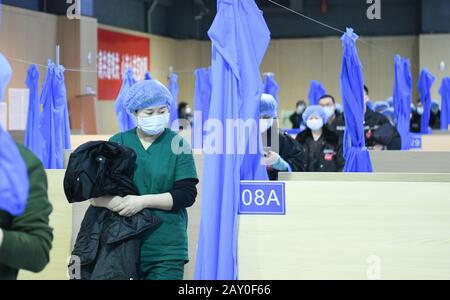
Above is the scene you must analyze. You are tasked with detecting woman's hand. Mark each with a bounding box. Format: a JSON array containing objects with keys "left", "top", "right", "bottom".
[
  {"left": 90, "top": 196, "right": 124, "bottom": 211},
  {"left": 112, "top": 196, "right": 145, "bottom": 217}
]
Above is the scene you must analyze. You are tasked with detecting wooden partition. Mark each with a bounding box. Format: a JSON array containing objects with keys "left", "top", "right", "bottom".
[
  {"left": 17, "top": 170, "right": 450, "bottom": 280},
  {"left": 370, "top": 151, "right": 450, "bottom": 173},
  {"left": 420, "top": 134, "right": 450, "bottom": 152},
  {"left": 238, "top": 173, "right": 450, "bottom": 280}
]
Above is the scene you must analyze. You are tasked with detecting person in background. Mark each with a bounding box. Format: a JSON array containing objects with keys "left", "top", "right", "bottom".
[
  {"left": 318, "top": 94, "right": 346, "bottom": 137},
  {"left": 410, "top": 99, "right": 441, "bottom": 132},
  {"left": 296, "top": 106, "right": 345, "bottom": 172},
  {"left": 382, "top": 109, "right": 397, "bottom": 127},
  {"left": 0, "top": 144, "right": 53, "bottom": 280},
  {"left": 364, "top": 85, "right": 401, "bottom": 150},
  {"left": 260, "top": 93, "right": 305, "bottom": 181},
  {"left": 178, "top": 102, "right": 193, "bottom": 125},
  {"left": 364, "top": 85, "right": 375, "bottom": 112},
  {"left": 430, "top": 101, "right": 441, "bottom": 129},
  {"left": 373, "top": 101, "right": 389, "bottom": 114},
  {"left": 289, "top": 100, "right": 307, "bottom": 129},
  {"left": 90, "top": 80, "right": 198, "bottom": 280},
  {"left": 410, "top": 99, "right": 422, "bottom": 133}
]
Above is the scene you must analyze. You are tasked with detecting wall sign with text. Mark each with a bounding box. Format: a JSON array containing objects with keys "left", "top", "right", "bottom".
[
  {"left": 97, "top": 28, "right": 150, "bottom": 100},
  {"left": 239, "top": 181, "right": 286, "bottom": 215},
  {"left": 410, "top": 135, "right": 422, "bottom": 149}
]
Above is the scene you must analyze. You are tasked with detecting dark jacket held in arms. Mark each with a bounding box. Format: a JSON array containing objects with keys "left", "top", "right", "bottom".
[{"left": 65, "top": 141, "right": 161, "bottom": 280}]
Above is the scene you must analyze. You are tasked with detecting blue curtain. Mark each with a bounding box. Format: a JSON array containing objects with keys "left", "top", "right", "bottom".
[
  {"left": 440, "top": 77, "right": 450, "bottom": 131},
  {"left": 418, "top": 69, "right": 435, "bottom": 134},
  {"left": 0, "top": 53, "right": 29, "bottom": 216},
  {"left": 193, "top": 67, "right": 212, "bottom": 149},
  {"left": 39, "top": 60, "right": 71, "bottom": 169},
  {"left": 24, "top": 64, "right": 43, "bottom": 158},
  {"left": 115, "top": 69, "right": 136, "bottom": 132},
  {"left": 168, "top": 73, "right": 179, "bottom": 130},
  {"left": 308, "top": 80, "right": 326, "bottom": 106},
  {"left": 393, "top": 55, "right": 412, "bottom": 150},
  {"left": 340, "top": 28, "right": 373, "bottom": 172},
  {"left": 195, "top": 0, "right": 270, "bottom": 280},
  {"left": 263, "top": 72, "right": 279, "bottom": 104}
]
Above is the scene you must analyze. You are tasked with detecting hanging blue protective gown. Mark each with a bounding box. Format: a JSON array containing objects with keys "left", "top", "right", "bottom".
[
  {"left": 193, "top": 67, "right": 212, "bottom": 149},
  {"left": 24, "top": 64, "right": 43, "bottom": 158},
  {"left": 440, "top": 77, "right": 450, "bottom": 131},
  {"left": 195, "top": 0, "right": 270, "bottom": 280},
  {"left": 340, "top": 28, "right": 373, "bottom": 172},
  {"left": 308, "top": 80, "right": 326, "bottom": 106},
  {"left": 0, "top": 53, "right": 29, "bottom": 216},
  {"left": 39, "top": 60, "right": 72, "bottom": 169},
  {"left": 263, "top": 73, "right": 279, "bottom": 104},
  {"left": 168, "top": 72, "right": 179, "bottom": 130},
  {"left": 418, "top": 69, "right": 435, "bottom": 134},
  {"left": 393, "top": 55, "right": 412, "bottom": 150},
  {"left": 115, "top": 69, "right": 136, "bottom": 132}
]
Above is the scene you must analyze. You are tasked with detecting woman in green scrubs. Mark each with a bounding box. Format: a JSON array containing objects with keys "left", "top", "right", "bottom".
[{"left": 91, "top": 80, "right": 199, "bottom": 280}]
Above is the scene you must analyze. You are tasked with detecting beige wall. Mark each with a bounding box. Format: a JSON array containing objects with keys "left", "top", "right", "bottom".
[
  {"left": 2, "top": 5, "right": 449, "bottom": 135},
  {"left": 239, "top": 173, "right": 450, "bottom": 280},
  {"left": 0, "top": 5, "right": 58, "bottom": 94},
  {"left": 419, "top": 34, "right": 450, "bottom": 102},
  {"left": 262, "top": 36, "right": 420, "bottom": 112}
]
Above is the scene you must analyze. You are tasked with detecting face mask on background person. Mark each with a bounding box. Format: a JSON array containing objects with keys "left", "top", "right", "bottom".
[
  {"left": 417, "top": 107, "right": 424, "bottom": 115},
  {"left": 296, "top": 105, "right": 306, "bottom": 115},
  {"left": 137, "top": 113, "right": 170, "bottom": 136},
  {"left": 306, "top": 118, "right": 324, "bottom": 131},
  {"left": 323, "top": 106, "right": 335, "bottom": 119},
  {"left": 260, "top": 118, "right": 274, "bottom": 133}
]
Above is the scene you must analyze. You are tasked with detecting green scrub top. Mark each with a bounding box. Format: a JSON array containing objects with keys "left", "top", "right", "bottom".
[{"left": 109, "top": 128, "right": 198, "bottom": 263}]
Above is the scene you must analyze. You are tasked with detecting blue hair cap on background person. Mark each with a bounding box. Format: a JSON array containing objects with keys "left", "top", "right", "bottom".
[
  {"left": 125, "top": 79, "right": 173, "bottom": 114},
  {"left": 302, "top": 105, "right": 328, "bottom": 124},
  {"left": 260, "top": 93, "right": 278, "bottom": 118}
]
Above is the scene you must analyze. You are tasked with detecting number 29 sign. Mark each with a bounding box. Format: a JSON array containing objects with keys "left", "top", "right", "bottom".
[{"left": 238, "top": 181, "right": 286, "bottom": 215}]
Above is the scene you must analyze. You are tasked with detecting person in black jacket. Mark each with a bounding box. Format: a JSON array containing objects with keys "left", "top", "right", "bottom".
[
  {"left": 364, "top": 85, "right": 401, "bottom": 150},
  {"left": 296, "top": 105, "right": 345, "bottom": 172},
  {"left": 289, "top": 100, "right": 306, "bottom": 129},
  {"left": 318, "top": 94, "right": 346, "bottom": 137},
  {"left": 260, "top": 94, "right": 305, "bottom": 180}
]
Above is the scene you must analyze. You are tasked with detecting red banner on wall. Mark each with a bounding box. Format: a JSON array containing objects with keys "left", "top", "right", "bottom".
[{"left": 97, "top": 28, "right": 150, "bottom": 100}]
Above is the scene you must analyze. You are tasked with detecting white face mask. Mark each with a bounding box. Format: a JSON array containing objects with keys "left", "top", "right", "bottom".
[
  {"left": 323, "top": 106, "right": 335, "bottom": 119},
  {"left": 417, "top": 107, "right": 424, "bottom": 115},
  {"left": 137, "top": 113, "right": 170, "bottom": 136},
  {"left": 260, "top": 118, "right": 274, "bottom": 133},
  {"left": 306, "top": 118, "right": 324, "bottom": 131}
]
